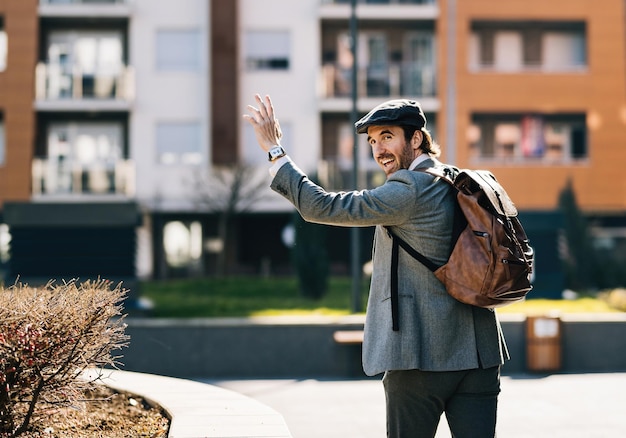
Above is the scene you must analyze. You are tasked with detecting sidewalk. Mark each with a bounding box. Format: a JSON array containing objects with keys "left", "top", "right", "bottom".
[{"left": 205, "top": 373, "right": 626, "bottom": 438}]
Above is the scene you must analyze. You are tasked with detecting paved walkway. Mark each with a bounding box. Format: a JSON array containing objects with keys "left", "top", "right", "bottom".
[
  {"left": 205, "top": 373, "right": 626, "bottom": 438},
  {"left": 90, "top": 369, "right": 292, "bottom": 437}
]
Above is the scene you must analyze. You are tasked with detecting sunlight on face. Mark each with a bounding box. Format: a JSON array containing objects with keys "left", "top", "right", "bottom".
[{"left": 367, "top": 125, "right": 416, "bottom": 176}]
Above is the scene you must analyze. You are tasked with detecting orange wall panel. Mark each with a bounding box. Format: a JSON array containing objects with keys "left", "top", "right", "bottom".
[
  {"left": 450, "top": 0, "right": 626, "bottom": 213},
  {"left": 0, "top": 0, "right": 38, "bottom": 205}
]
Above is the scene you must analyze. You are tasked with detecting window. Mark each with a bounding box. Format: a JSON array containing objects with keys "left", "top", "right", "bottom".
[
  {"left": 469, "top": 21, "right": 586, "bottom": 72},
  {"left": 360, "top": 32, "right": 388, "bottom": 96},
  {"left": 243, "top": 122, "right": 291, "bottom": 165},
  {"left": 542, "top": 31, "right": 586, "bottom": 71},
  {"left": 493, "top": 32, "right": 522, "bottom": 71},
  {"left": 469, "top": 113, "right": 587, "bottom": 163},
  {"left": 0, "top": 17, "right": 6, "bottom": 72},
  {"left": 0, "top": 116, "right": 5, "bottom": 166},
  {"left": 403, "top": 32, "right": 436, "bottom": 96},
  {"left": 156, "top": 122, "right": 202, "bottom": 165},
  {"left": 245, "top": 31, "right": 290, "bottom": 70},
  {"left": 156, "top": 29, "right": 201, "bottom": 71}
]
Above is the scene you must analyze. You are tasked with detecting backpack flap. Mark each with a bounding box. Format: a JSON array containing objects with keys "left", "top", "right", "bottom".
[{"left": 454, "top": 170, "right": 518, "bottom": 217}]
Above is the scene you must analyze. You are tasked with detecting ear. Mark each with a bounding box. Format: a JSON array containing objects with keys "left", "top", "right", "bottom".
[{"left": 411, "top": 130, "right": 423, "bottom": 149}]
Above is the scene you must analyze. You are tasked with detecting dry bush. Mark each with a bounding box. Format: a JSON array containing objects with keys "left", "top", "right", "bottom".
[{"left": 0, "top": 279, "right": 129, "bottom": 437}]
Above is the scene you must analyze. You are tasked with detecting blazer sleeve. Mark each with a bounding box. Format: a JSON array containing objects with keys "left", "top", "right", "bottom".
[{"left": 270, "top": 160, "right": 420, "bottom": 227}]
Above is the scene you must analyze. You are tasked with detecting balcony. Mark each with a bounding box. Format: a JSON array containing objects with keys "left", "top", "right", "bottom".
[
  {"left": 320, "top": 0, "right": 438, "bottom": 20},
  {"left": 322, "top": 0, "right": 435, "bottom": 3},
  {"left": 32, "top": 158, "right": 135, "bottom": 198},
  {"left": 320, "top": 62, "right": 436, "bottom": 111},
  {"left": 39, "top": 0, "right": 132, "bottom": 18},
  {"left": 35, "top": 63, "right": 134, "bottom": 111},
  {"left": 40, "top": 0, "right": 128, "bottom": 3}
]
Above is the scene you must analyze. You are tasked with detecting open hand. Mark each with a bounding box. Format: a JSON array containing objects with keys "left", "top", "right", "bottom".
[{"left": 243, "top": 94, "right": 283, "bottom": 152}]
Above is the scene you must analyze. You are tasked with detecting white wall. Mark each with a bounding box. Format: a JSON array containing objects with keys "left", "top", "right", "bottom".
[
  {"left": 129, "top": 0, "right": 209, "bottom": 211},
  {"left": 129, "top": 0, "right": 321, "bottom": 215},
  {"left": 239, "top": 0, "right": 321, "bottom": 182}
]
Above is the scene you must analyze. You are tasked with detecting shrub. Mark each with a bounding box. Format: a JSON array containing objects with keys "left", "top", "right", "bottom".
[
  {"left": 0, "top": 280, "right": 129, "bottom": 437},
  {"left": 292, "top": 212, "right": 329, "bottom": 300}
]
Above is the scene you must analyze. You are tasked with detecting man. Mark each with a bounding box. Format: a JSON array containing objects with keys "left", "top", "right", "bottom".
[{"left": 244, "top": 94, "right": 508, "bottom": 438}]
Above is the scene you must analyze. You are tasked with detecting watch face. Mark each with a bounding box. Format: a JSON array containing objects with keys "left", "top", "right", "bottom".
[{"left": 269, "top": 146, "right": 285, "bottom": 160}]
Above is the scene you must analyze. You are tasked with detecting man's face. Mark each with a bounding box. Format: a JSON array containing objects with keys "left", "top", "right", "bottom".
[{"left": 367, "top": 125, "right": 419, "bottom": 177}]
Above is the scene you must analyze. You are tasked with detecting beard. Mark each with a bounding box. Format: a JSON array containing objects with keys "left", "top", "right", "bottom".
[
  {"left": 379, "top": 141, "right": 416, "bottom": 176},
  {"left": 398, "top": 141, "right": 416, "bottom": 170}
]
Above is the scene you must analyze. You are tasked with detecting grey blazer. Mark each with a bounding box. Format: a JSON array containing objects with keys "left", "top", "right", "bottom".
[{"left": 271, "top": 158, "right": 509, "bottom": 376}]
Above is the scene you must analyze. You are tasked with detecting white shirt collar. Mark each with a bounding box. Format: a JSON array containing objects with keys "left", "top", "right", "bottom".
[{"left": 408, "top": 154, "right": 431, "bottom": 170}]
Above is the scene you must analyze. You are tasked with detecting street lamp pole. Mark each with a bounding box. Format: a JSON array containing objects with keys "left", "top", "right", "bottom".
[{"left": 350, "top": 0, "right": 361, "bottom": 313}]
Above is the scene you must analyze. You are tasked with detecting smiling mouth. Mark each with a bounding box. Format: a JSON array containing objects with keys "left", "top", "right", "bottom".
[{"left": 380, "top": 157, "right": 395, "bottom": 168}]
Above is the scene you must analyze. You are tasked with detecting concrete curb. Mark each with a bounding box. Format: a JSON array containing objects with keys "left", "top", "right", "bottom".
[{"left": 84, "top": 369, "right": 293, "bottom": 438}]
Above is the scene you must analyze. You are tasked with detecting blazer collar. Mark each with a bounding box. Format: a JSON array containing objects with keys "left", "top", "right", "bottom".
[{"left": 409, "top": 155, "right": 437, "bottom": 170}]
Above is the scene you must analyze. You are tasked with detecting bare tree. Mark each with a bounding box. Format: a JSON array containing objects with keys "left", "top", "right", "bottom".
[{"left": 190, "top": 164, "right": 271, "bottom": 276}]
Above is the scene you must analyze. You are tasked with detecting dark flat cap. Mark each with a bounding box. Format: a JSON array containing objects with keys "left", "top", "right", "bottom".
[{"left": 354, "top": 99, "right": 427, "bottom": 134}]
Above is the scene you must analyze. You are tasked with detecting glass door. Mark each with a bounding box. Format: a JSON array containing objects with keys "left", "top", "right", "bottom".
[
  {"left": 359, "top": 33, "right": 389, "bottom": 97},
  {"left": 403, "top": 32, "right": 435, "bottom": 96}
]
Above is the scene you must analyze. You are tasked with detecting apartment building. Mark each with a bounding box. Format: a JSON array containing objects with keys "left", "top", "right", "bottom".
[
  {"left": 0, "top": 0, "right": 212, "bottom": 289},
  {"left": 242, "top": 0, "right": 626, "bottom": 295},
  {"left": 0, "top": 0, "right": 624, "bottom": 296}
]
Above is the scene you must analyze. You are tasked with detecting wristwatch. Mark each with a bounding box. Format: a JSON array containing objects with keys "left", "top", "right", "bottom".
[{"left": 268, "top": 145, "right": 287, "bottom": 162}]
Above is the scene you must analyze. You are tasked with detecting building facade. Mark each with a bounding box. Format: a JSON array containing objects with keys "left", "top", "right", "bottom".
[
  {"left": 0, "top": 0, "right": 624, "bottom": 296},
  {"left": 239, "top": 0, "right": 626, "bottom": 295}
]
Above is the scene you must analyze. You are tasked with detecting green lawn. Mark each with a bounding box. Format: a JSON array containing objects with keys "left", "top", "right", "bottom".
[
  {"left": 496, "top": 297, "right": 617, "bottom": 315},
  {"left": 139, "top": 277, "right": 368, "bottom": 318},
  {"left": 138, "top": 276, "right": 621, "bottom": 318}
]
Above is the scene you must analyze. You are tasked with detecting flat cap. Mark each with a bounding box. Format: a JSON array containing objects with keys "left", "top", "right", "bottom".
[{"left": 354, "top": 99, "right": 427, "bottom": 134}]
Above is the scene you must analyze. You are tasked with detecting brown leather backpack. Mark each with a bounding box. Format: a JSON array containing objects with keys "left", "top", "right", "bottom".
[{"left": 386, "top": 166, "right": 534, "bottom": 330}]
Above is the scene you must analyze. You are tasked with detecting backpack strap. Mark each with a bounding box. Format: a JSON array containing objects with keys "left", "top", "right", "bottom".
[
  {"left": 386, "top": 228, "right": 440, "bottom": 332},
  {"left": 390, "top": 234, "right": 400, "bottom": 331},
  {"left": 387, "top": 228, "right": 440, "bottom": 272},
  {"left": 414, "top": 165, "right": 457, "bottom": 186}
]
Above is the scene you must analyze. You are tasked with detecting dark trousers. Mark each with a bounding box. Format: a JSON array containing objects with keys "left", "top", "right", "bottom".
[{"left": 383, "top": 366, "right": 501, "bottom": 438}]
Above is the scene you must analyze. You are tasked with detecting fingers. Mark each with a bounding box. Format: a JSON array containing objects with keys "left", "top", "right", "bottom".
[
  {"left": 243, "top": 105, "right": 259, "bottom": 125},
  {"left": 254, "top": 94, "right": 269, "bottom": 119},
  {"left": 244, "top": 94, "right": 276, "bottom": 122},
  {"left": 264, "top": 95, "right": 275, "bottom": 120}
]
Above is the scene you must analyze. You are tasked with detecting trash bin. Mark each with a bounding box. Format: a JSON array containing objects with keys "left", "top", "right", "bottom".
[{"left": 526, "top": 315, "right": 562, "bottom": 372}]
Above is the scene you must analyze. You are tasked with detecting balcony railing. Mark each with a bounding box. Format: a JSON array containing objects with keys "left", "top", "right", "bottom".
[
  {"left": 320, "top": 62, "right": 436, "bottom": 99},
  {"left": 32, "top": 158, "right": 135, "bottom": 197},
  {"left": 39, "top": 0, "right": 128, "bottom": 4},
  {"left": 35, "top": 63, "right": 135, "bottom": 102},
  {"left": 38, "top": 0, "right": 132, "bottom": 18},
  {"left": 322, "top": 0, "right": 435, "bottom": 4}
]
